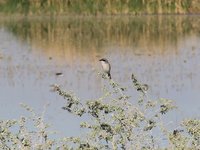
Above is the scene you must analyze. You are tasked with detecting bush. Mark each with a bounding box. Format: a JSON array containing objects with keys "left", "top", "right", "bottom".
[{"left": 0, "top": 74, "right": 199, "bottom": 149}]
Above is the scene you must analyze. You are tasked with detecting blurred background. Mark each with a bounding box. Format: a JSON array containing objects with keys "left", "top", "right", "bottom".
[{"left": 0, "top": 0, "right": 200, "bottom": 137}]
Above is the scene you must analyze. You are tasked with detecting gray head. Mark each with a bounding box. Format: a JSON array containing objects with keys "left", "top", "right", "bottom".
[
  {"left": 99, "top": 58, "right": 111, "bottom": 79},
  {"left": 99, "top": 58, "right": 109, "bottom": 63}
]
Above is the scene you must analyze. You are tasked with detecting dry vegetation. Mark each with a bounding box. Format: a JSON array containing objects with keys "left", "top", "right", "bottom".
[{"left": 0, "top": 0, "right": 199, "bottom": 15}]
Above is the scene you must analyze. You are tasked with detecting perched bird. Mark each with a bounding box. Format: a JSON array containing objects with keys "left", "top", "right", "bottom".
[{"left": 99, "top": 58, "right": 112, "bottom": 79}]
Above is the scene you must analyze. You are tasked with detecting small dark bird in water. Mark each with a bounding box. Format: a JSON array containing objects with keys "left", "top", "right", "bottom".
[
  {"left": 99, "top": 58, "right": 111, "bottom": 79},
  {"left": 55, "top": 72, "right": 63, "bottom": 76}
]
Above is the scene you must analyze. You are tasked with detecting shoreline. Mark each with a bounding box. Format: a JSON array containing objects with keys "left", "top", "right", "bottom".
[{"left": 0, "top": 13, "right": 200, "bottom": 20}]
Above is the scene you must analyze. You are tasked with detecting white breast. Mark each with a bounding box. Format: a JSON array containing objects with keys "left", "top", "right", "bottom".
[{"left": 101, "top": 61, "right": 110, "bottom": 73}]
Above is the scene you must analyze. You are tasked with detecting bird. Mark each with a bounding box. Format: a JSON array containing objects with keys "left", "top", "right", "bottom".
[{"left": 99, "top": 58, "right": 112, "bottom": 79}]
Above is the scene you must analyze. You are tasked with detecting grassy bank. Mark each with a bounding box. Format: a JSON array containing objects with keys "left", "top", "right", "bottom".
[{"left": 0, "top": 0, "right": 200, "bottom": 16}]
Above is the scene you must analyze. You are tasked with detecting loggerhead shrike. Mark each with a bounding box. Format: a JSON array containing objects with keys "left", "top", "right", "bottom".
[{"left": 99, "top": 58, "right": 111, "bottom": 79}]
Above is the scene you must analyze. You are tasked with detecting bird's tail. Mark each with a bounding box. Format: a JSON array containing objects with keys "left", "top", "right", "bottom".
[{"left": 108, "top": 73, "right": 111, "bottom": 79}]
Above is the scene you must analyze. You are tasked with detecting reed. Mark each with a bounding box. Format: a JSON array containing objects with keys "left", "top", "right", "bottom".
[{"left": 0, "top": 0, "right": 199, "bottom": 15}]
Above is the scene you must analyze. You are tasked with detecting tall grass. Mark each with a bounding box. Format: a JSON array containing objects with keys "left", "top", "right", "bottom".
[{"left": 0, "top": 0, "right": 199, "bottom": 15}]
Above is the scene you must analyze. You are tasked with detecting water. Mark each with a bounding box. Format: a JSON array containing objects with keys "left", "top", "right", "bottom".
[{"left": 0, "top": 16, "right": 200, "bottom": 137}]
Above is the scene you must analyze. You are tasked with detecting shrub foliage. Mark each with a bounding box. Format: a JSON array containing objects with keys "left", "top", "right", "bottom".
[{"left": 0, "top": 74, "right": 200, "bottom": 149}]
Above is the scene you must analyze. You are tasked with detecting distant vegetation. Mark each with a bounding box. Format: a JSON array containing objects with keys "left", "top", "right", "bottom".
[{"left": 0, "top": 0, "right": 200, "bottom": 15}]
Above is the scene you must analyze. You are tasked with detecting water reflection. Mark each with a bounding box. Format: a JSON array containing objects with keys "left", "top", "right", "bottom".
[
  {"left": 0, "top": 16, "right": 200, "bottom": 137},
  {"left": 1, "top": 16, "right": 200, "bottom": 60}
]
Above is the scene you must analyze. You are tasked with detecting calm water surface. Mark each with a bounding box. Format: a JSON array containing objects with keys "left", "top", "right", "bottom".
[{"left": 0, "top": 16, "right": 200, "bottom": 137}]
